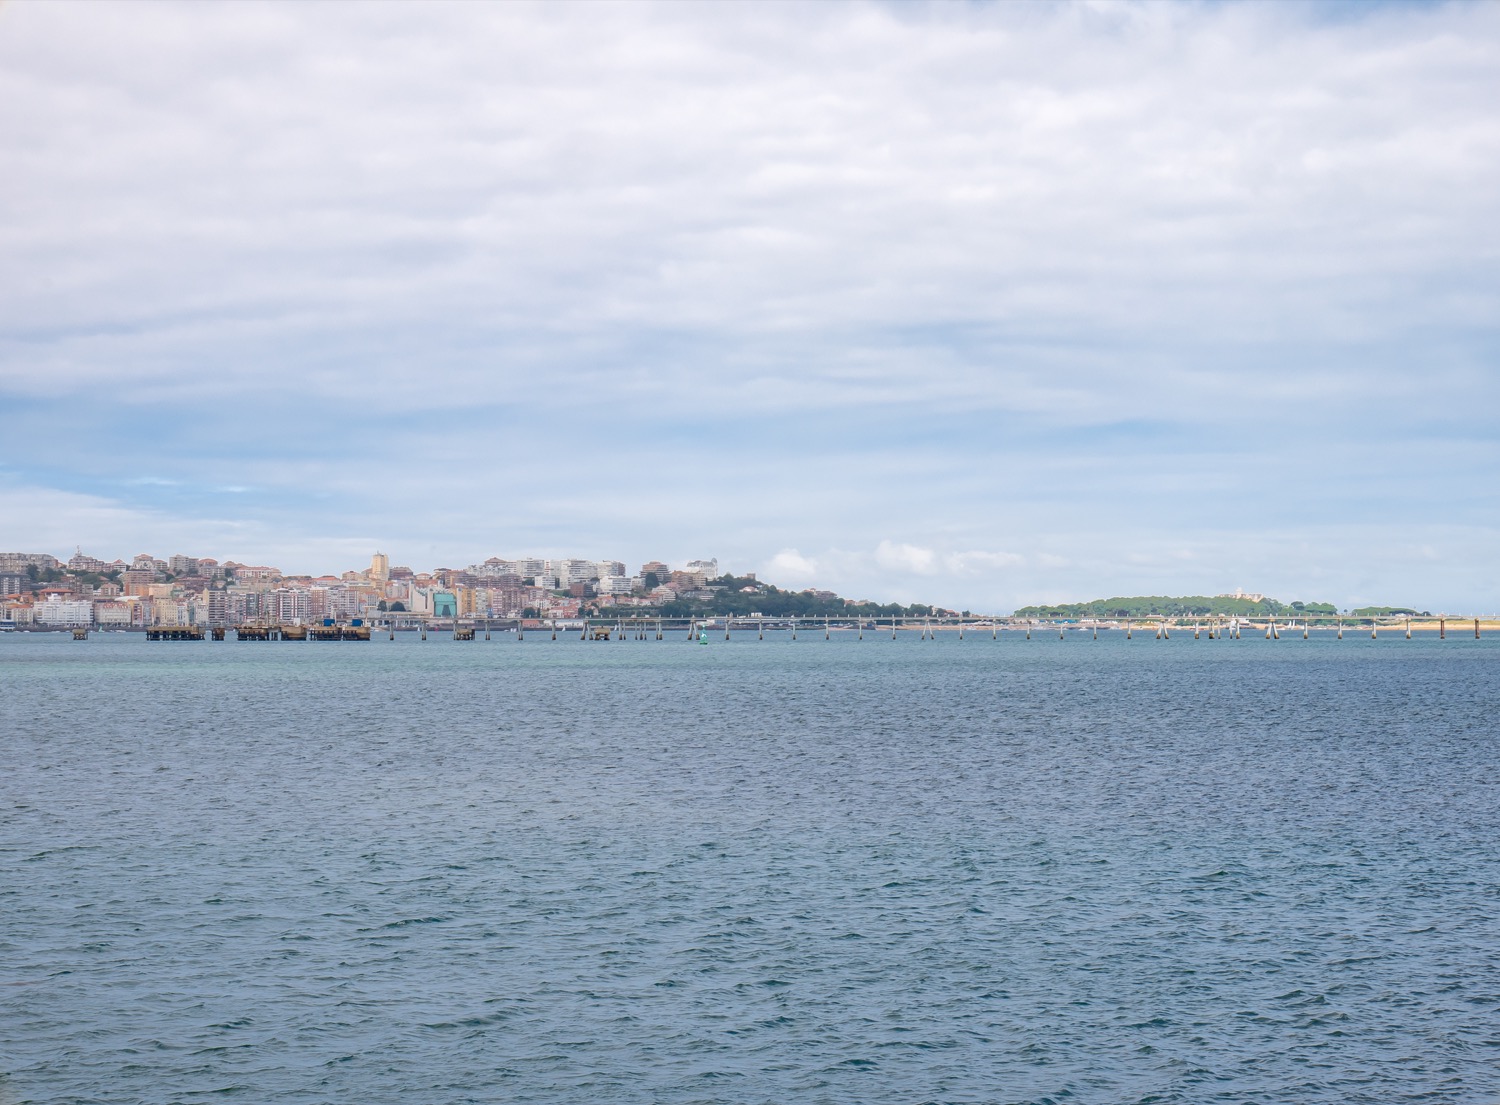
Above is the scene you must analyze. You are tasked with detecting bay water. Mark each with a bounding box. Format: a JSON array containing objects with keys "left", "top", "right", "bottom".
[{"left": 2, "top": 631, "right": 1497, "bottom": 1104}]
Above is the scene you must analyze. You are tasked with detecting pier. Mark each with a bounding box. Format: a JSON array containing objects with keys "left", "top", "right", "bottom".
[
  {"left": 129, "top": 612, "right": 1493, "bottom": 644},
  {"left": 145, "top": 625, "right": 205, "bottom": 641}
]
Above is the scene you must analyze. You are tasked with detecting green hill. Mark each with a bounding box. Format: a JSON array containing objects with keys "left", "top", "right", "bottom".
[{"left": 1012, "top": 595, "right": 1340, "bottom": 619}]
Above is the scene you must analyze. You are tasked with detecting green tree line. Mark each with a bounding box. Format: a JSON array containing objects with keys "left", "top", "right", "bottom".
[{"left": 1011, "top": 595, "right": 1341, "bottom": 619}]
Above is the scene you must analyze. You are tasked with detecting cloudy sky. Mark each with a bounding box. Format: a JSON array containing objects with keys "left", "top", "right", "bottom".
[{"left": 1, "top": 1, "right": 1497, "bottom": 611}]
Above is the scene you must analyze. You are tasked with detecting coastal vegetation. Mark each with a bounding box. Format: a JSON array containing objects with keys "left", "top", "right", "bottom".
[
  {"left": 1012, "top": 595, "right": 1337, "bottom": 619},
  {"left": 598, "top": 575, "right": 943, "bottom": 620}
]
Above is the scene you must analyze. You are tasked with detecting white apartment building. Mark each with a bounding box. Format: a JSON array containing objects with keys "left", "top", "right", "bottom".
[
  {"left": 168, "top": 555, "right": 199, "bottom": 576},
  {"left": 35, "top": 598, "right": 94, "bottom": 626},
  {"left": 94, "top": 600, "right": 133, "bottom": 626},
  {"left": 595, "top": 575, "right": 634, "bottom": 596},
  {"left": 596, "top": 560, "right": 626, "bottom": 579},
  {"left": 205, "top": 591, "right": 231, "bottom": 626},
  {"left": 274, "top": 589, "right": 312, "bottom": 624},
  {"left": 331, "top": 589, "right": 365, "bottom": 620},
  {"left": 68, "top": 550, "right": 109, "bottom": 573},
  {"left": 154, "top": 600, "right": 191, "bottom": 626},
  {"left": 685, "top": 559, "right": 719, "bottom": 580},
  {"left": 555, "top": 559, "right": 600, "bottom": 586}
]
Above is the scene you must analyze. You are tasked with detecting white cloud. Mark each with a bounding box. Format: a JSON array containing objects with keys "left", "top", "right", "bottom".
[
  {"left": 875, "top": 540, "right": 939, "bottom": 576},
  {"left": 0, "top": 2, "right": 1497, "bottom": 609},
  {"left": 765, "top": 548, "right": 818, "bottom": 583}
]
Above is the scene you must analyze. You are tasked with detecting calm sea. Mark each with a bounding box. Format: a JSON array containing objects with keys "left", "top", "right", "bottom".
[{"left": 2, "top": 630, "right": 1497, "bottom": 1104}]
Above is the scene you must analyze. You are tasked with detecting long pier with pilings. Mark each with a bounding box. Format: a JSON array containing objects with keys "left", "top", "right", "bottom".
[{"left": 122, "top": 613, "right": 1494, "bottom": 642}]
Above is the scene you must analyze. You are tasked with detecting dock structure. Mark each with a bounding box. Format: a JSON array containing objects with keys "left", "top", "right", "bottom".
[
  {"left": 132, "top": 612, "right": 1492, "bottom": 646},
  {"left": 145, "top": 625, "right": 205, "bottom": 641}
]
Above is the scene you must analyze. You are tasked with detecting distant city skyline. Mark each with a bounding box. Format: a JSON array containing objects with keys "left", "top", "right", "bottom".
[
  {"left": 0, "top": 544, "right": 1460, "bottom": 617},
  {"left": 2, "top": 3, "right": 1496, "bottom": 613},
  {"left": 4, "top": 547, "right": 1468, "bottom": 634}
]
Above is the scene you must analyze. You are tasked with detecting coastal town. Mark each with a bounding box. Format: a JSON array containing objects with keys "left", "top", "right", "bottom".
[
  {"left": 0, "top": 548, "right": 1478, "bottom": 635},
  {"left": 0, "top": 549, "right": 755, "bottom": 630}
]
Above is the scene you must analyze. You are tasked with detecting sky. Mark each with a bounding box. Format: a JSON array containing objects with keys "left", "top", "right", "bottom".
[{"left": 1, "top": 1, "right": 1497, "bottom": 613}]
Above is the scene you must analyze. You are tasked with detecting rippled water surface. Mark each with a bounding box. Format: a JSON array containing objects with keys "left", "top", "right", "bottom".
[{"left": 3, "top": 630, "right": 1498, "bottom": 1104}]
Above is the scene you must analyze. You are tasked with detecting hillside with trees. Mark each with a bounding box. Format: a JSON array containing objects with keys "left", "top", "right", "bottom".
[
  {"left": 598, "top": 575, "right": 944, "bottom": 620},
  {"left": 1012, "top": 595, "right": 1340, "bottom": 619}
]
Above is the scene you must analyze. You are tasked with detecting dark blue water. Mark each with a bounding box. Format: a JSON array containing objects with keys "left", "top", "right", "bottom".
[{"left": 3, "top": 631, "right": 1498, "bottom": 1104}]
